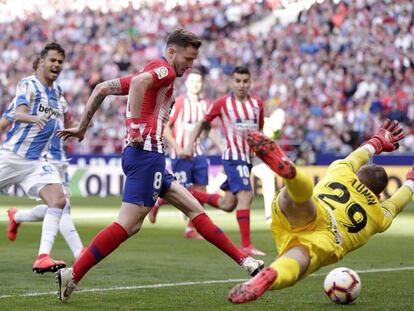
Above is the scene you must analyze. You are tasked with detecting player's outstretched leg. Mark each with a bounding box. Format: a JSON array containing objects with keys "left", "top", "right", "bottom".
[
  {"left": 228, "top": 267, "right": 277, "bottom": 304},
  {"left": 7, "top": 208, "right": 20, "bottom": 241},
  {"left": 248, "top": 131, "right": 314, "bottom": 205},
  {"left": 247, "top": 132, "right": 296, "bottom": 179},
  {"left": 229, "top": 247, "right": 306, "bottom": 304}
]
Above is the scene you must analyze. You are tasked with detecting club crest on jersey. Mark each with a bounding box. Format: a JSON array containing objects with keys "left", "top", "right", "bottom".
[
  {"left": 154, "top": 67, "right": 168, "bottom": 80},
  {"left": 16, "top": 82, "right": 28, "bottom": 96}
]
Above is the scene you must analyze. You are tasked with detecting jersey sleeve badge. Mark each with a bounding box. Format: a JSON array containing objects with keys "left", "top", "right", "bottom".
[
  {"left": 16, "top": 81, "right": 28, "bottom": 96},
  {"left": 154, "top": 66, "right": 169, "bottom": 79}
]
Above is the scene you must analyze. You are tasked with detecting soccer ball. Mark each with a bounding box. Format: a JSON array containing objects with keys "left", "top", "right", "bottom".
[{"left": 323, "top": 267, "right": 361, "bottom": 304}]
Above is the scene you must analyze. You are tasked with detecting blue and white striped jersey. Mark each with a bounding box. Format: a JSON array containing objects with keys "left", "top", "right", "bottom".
[
  {"left": 2, "top": 75, "right": 68, "bottom": 161},
  {"left": 2, "top": 101, "right": 15, "bottom": 121}
]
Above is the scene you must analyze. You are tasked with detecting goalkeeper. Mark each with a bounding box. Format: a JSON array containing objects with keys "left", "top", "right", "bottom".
[{"left": 228, "top": 119, "right": 413, "bottom": 304}]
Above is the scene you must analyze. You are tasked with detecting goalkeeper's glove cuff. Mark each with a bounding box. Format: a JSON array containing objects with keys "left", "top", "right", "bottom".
[
  {"left": 403, "top": 180, "right": 414, "bottom": 193},
  {"left": 364, "top": 137, "right": 382, "bottom": 154},
  {"left": 361, "top": 143, "right": 376, "bottom": 156}
]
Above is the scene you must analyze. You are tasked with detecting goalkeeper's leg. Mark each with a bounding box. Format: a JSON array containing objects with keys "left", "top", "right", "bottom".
[
  {"left": 247, "top": 132, "right": 315, "bottom": 228},
  {"left": 229, "top": 246, "right": 310, "bottom": 304}
]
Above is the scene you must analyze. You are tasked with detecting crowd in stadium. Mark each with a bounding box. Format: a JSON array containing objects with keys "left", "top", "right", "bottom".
[{"left": 0, "top": 0, "right": 413, "bottom": 161}]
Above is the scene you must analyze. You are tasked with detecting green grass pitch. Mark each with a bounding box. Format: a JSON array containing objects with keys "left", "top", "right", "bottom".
[{"left": 1, "top": 196, "right": 413, "bottom": 310}]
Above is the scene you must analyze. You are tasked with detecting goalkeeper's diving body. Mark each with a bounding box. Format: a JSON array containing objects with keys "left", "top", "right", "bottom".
[{"left": 228, "top": 119, "right": 414, "bottom": 304}]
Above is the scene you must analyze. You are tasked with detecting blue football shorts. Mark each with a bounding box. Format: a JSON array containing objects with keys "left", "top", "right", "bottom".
[
  {"left": 220, "top": 159, "right": 252, "bottom": 193},
  {"left": 171, "top": 155, "right": 208, "bottom": 188},
  {"left": 121, "top": 146, "right": 175, "bottom": 207}
]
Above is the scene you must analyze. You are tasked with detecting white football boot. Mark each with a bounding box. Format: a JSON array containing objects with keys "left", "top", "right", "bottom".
[
  {"left": 56, "top": 267, "right": 77, "bottom": 303},
  {"left": 240, "top": 256, "right": 265, "bottom": 276}
]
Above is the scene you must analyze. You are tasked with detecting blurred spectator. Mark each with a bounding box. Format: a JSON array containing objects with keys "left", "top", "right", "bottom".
[{"left": 0, "top": 0, "right": 413, "bottom": 161}]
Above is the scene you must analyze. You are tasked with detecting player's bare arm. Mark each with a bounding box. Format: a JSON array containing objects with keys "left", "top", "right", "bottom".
[
  {"left": 126, "top": 72, "right": 153, "bottom": 146},
  {"left": 127, "top": 72, "right": 153, "bottom": 118},
  {"left": 183, "top": 119, "right": 210, "bottom": 159},
  {"left": 164, "top": 122, "right": 185, "bottom": 157},
  {"left": 57, "top": 78, "right": 122, "bottom": 141},
  {"left": 207, "top": 126, "right": 224, "bottom": 154},
  {"left": 0, "top": 118, "right": 12, "bottom": 136},
  {"left": 15, "top": 104, "right": 50, "bottom": 130}
]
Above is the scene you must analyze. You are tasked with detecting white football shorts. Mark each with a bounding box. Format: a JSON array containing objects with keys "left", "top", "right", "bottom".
[
  {"left": 49, "top": 159, "right": 71, "bottom": 197},
  {"left": 0, "top": 150, "right": 62, "bottom": 199}
]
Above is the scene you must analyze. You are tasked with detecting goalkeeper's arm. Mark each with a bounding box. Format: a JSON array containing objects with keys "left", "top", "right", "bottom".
[
  {"left": 379, "top": 166, "right": 414, "bottom": 232},
  {"left": 340, "top": 119, "right": 404, "bottom": 173}
]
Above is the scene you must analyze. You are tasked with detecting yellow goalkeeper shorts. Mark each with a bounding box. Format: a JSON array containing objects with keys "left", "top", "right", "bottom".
[{"left": 271, "top": 192, "right": 345, "bottom": 276}]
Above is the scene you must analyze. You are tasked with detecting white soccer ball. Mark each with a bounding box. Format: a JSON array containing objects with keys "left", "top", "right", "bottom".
[{"left": 323, "top": 267, "right": 361, "bottom": 304}]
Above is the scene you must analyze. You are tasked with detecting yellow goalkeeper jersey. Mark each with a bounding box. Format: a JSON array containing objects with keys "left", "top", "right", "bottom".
[{"left": 313, "top": 148, "right": 412, "bottom": 255}]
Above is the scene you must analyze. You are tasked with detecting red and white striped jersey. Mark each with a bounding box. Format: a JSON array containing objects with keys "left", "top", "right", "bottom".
[
  {"left": 204, "top": 93, "right": 264, "bottom": 163},
  {"left": 120, "top": 58, "right": 176, "bottom": 153},
  {"left": 169, "top": 95, "right": 208, "bottom": 158}
]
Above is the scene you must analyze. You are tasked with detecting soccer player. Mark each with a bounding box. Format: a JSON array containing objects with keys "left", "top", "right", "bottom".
[
  {"left": 0, "top": 42, "right": 73, "bottom": 273},
  {"left": 150, "top": 67, "right": 217, "bottom": 239},
  {"left": 184, "top": 66, "right": 266, "bottom": 256},
  {"left": 3, "top": 56, "right": 84, "bottom": 260},
  {"left": 56, "top": 28, "right": 264, "bottom": 303},
  {"left": 228, "top": 119, "right": 413, "bottom": 304}
]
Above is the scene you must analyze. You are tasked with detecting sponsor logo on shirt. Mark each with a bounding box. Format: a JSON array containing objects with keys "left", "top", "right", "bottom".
[
  {"left": 154, "top": 66, "right": 169, "bottom": 79},
  {"left": 235, "top": 119, "right": 257, "bottom": 130},
  {"left": 38, "top": 103, "right": 63, "bottom": 119}
]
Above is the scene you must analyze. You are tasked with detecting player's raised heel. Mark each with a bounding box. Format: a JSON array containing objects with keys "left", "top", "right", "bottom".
[
  {"left": 247, "top": 132, "right": 296, "bottom": 179},
  {"left": 56, "top": 267, "right": 77, "bottom": 303},
  {"left": 240, "top": 256, "right": 265, "bottom": 276},
  {"left": 184, "top": 229, "right": 204, "bottom": 240},
  {"left": 242, "top": 244, "right": 267, "bottom": 257},
  {"left": 229, "top": 267, "right": 277, "bottom": 304},
  {"left": 32, "top": 254, "right": 66, "bottom": 274},
  {"left": 7, "top": 208, "right": 20, "bottom": 241}
]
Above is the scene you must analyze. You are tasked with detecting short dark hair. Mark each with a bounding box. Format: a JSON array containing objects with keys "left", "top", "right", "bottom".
[
  {"left": 166, "top": 28, "right": 202, "bottom": 49},
  {"left": 356, "top": 164, "right": 388, "bottom": 196},
  {"left": 232, "top": 65, "right": 250, "bottom": 77},
  {"left": 40, "top": 42, "right": 65, "bottom": 59},
  {"left": 188, "top": 67, "right": 203, "bottom": 77}
]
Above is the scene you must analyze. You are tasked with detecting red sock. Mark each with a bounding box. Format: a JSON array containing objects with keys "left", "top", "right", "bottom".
[
  {"left": 192, "top": 213, "right": 246, "bottom": 263},
  {"left": 73, "top": 222, "right": 128, "bottom": 282},
  {"left": 190, "top": 189, "right": 221, "bottom": 208},
  {"left": 236, "top": 209, "right": 251, "bottom": 247}
]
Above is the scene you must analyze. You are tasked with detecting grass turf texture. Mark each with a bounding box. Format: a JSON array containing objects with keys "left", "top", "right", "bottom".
[{"left": 0, "top": 196, "right": 413, "bottom": 310}]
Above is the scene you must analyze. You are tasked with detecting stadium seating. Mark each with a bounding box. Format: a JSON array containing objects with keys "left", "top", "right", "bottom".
[{"left": 0, "top": 0, "right": 413, "bottom": 160}]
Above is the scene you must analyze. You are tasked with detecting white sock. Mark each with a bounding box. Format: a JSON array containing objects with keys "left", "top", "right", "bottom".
[
  {"left": 14, "top": 204, "right": 48, "bottom": 223},
  {"left": 59, "top": 201, "right": 83, "bottom": 258},
  {"left": 252, "top": 163, "right": 275, "bottom": 223},
  {"left": 38, "top": 207, "right": 63, "bottom": 255}
]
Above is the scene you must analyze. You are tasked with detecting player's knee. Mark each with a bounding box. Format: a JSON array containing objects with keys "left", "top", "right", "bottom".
[
  {"left": 45, "top": 195, "right": 66, "bottom": 209},
  {"left": 54, "top": 196, "right": 67, "bottom": 209},
  {"left": 220, "top": 201, "right": 237, "bottom": 212}
]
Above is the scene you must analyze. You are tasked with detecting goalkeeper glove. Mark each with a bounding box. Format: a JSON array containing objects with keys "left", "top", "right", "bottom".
[{"left": 366, "top": 119, "right": 404, "bottom": 154}]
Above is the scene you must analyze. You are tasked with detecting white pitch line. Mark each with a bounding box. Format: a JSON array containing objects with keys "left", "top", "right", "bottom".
[{"left": 1, "top": 266, "right": 414, "bottom": 300}]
